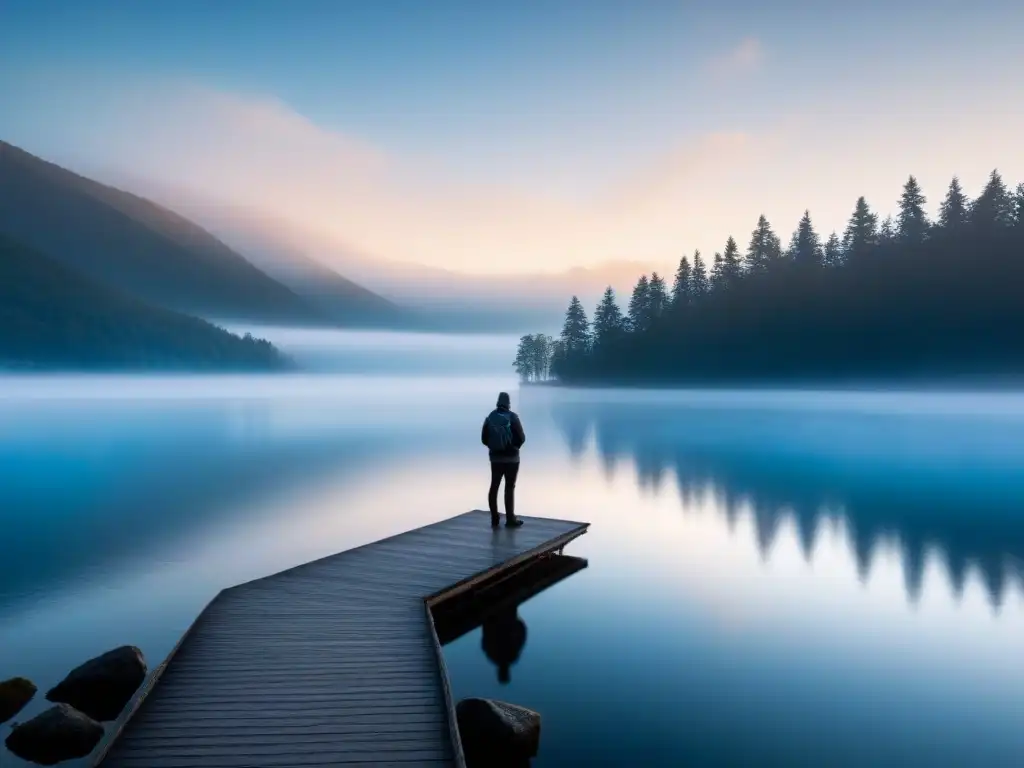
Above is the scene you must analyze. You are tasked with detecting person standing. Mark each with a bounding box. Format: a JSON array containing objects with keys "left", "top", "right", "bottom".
[{"left": 481, "top": 391, "right": 526, "bottom": 528}]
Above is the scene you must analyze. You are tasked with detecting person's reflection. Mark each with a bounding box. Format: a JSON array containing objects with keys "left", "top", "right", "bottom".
[{"left": 481, "top": 607, "right": 527, "bottom": 684}]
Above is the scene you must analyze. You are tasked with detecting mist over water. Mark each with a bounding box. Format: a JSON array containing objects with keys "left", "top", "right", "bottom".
[
  {"left": 2, "top": 330, "right": 1023, "bottom": 766},
  {"left": 229, "top": 325, "right": 522, "bottom": 374}
]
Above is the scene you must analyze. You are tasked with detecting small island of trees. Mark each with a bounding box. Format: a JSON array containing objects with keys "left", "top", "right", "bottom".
[
  {"left": 512, "top": 333, "right": 557, "bottom": 382},
  {"left": 514, "top": 170, "right": 1024, "bottom": 385}
]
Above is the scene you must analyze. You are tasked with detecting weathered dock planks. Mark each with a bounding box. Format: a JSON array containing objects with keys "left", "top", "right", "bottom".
[{"left": 95, "top": 510, "right": 589, "bottom": 767}]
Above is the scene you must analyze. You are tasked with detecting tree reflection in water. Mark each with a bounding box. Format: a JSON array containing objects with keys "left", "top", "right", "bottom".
[{"left": 548, "top": 395, "right": 1024, "bottom": 607}]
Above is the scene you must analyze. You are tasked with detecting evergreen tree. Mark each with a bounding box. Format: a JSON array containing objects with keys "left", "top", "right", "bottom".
[
  {"left": 627, "top": 275, "right": 650, "bottom": 332},
  {"left": 938, "top": 176, "right": 970, "bottom": 231},
  {"left": 559, "top": 295, "right": 591, "bottom": 356},
  {"left": 788, "top": 210, "right": 822, "bottom": 266},
  {"left": 843, "top": 196, "right": 879, "bottom": 261},
  {"left": 513, "top": 334, "right": 534, "bottom": 382},
  {"left": 670, "top": 254, "right": 692, "bottom": 310},
  {"left": 823, "top": 231, "right": 843, "bottom": 267},
  {"left": 879, "top": 215, "right": 896, "bottom": 244},
  {"left": 549, "top": 338, "right": 567, "bottom": 376},
  {"left": 530, "top": 333, "right": 552, "bottom": 380},
  {"left": 513, "top": 334, "right": 553, "bottom": 381},
  {"left": 516, "top": 166, "right": 1024, "bottom": 388},
  {"left": 592, "top": 286, "right": 625, "bottom": 349},
  {"left": 648, "top": 271, "right": 668, "bottom": 320},
  {"left": 710, "top": 252, "right": 725, "bottom": 290},
  {"left": 971, "top": 169, "right": 1014, "bottom": 229},
  {"left": 721, "top": 236, "right": 743, "bottom": 285},
  {"left": 746, "top": 214, "right": 782, "bottom": 275},
  {"left": 897, "top": 175, "right": 929, "bottom": 245},
  {"left": 690, "top": 251, "right": 709, "bottom": 297}
]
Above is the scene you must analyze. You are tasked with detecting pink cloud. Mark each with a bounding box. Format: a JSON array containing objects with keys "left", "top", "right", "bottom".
[
  {"left": 708, "top": 37, "right": 765, "bottom": 78},
  {"left": 39, "top": 65, "right": 1024, "bottom": 276}
]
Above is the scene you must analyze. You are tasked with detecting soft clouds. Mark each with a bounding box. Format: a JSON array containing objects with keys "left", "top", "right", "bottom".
[
  {"left": 9, "top": 48, "right": 1024, "bottom": 276},
  {"left": 83, "top": 88, "right": 771, "bottom": 273},
  {"left": 707, "top": 37, "right": 765, "bottom": 78}
]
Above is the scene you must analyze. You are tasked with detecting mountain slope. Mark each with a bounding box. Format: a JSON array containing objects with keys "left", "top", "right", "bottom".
[
  {"left": 0, "top": 141, "right": 322, "bottom": 324},
  {"left": 92, "top": 176, "right": 661, "bottom": 333},
  {"left": 179, "top": 204, "right": 641, "bottom": 332},
  {"left": 210, "top": 223, "right": 407, "bottom": 327},
  {"left": 204, "top": 210, "right": 668, "bottom": 327},
  {"left": 0, "top": 233, "right": 287, "bottom": 370}
]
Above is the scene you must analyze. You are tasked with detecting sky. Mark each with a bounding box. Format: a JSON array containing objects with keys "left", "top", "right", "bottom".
[{"left": 1, "top": 0, "right": 1023, "bottom": 276}]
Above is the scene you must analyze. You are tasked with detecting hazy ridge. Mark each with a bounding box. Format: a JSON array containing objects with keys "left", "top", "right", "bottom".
[
  {"left": 0, "top": 233, "right": 287, "bottom": 370},
  {"left": 0, "top": 141, "right": 330, "bottom": 324}
]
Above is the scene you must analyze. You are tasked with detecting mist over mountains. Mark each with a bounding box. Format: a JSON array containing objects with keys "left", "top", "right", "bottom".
[
  {"left": 0, "top": 141, "right": 322, "bottom": 326},
  {"left": 96, "top": 172, "right": 669, "bottom": 334},
  {"left": 0, "top": 137, "right": 671, "bottom": 370},
  {"left": 0, "top": 140, "right": 385, "bottom": 368},
  {"left": 0, "top": 232, "right": 287, "bottom": 370}
]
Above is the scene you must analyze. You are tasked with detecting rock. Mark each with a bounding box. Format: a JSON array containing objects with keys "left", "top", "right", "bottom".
[
  {"left": 0, "top": 677, "right": 37, "bottom": 724},
  {"left": 46, "top": 646, "right": 147, "bottom": 722},
  {"left": 5, "top": 703, "right": 104, "bottom": 765},
  {"left": 456, "top": 697, "right": 541, "bottom": 765}
]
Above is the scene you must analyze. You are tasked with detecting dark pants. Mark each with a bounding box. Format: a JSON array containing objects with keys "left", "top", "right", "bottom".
[{"left": 488, "top": 461, "right": 520, "bottom": 521}]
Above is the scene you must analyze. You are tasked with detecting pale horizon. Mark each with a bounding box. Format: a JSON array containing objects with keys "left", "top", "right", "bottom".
[{"left": 2, "top": 1, "right": 1022, "bottom": 278}]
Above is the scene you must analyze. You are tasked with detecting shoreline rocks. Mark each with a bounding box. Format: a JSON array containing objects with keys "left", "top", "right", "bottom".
[
  {"left": 46, "top": 645, "right": 147, "bottom": 722},
  {"left": 456, "top": 697, "right": 541, "bottom": 767},
  {"left": 0, "top": 677, "right": 37, "bottom": 724},
  {"left": 5, "top": 703, "right": 104, "bottom": 765}
]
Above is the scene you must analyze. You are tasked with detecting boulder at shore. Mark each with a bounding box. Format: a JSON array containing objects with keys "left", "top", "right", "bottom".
[
  {"left": 0, "top": 677, "right": 37, "bottom": 724},
  {"left": 456, "top": 697, "right": 541, "bottom": 766},
  {"left": 46, "top": 645, "right": 147, "bottom": 722},
  {"left": 5, "top": 703, "right": 105, "bottom": 765}
]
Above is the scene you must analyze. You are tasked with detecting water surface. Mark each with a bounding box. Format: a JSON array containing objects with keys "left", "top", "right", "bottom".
[
  {"left": 445, "top": 387, "right": 1024, "bottom": 767},
  {"left": 1, "top": 332, "right": 1022, "bottom": 767}
]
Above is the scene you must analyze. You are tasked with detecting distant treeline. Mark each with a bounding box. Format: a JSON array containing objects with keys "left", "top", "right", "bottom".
[{"left": 515, "top": 171, "right": 1024, "bottom": 385}]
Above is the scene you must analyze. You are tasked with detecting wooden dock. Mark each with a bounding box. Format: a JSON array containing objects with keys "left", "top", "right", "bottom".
[{"left": 94, "top": 510, "right": 589, "bottom": 767}]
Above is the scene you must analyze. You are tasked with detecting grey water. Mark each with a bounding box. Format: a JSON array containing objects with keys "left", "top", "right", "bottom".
[{"left": 1, "top": 330, "right": 1023, "bottom": 767}]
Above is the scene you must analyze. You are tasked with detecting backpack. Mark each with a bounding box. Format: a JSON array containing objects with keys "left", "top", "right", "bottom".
[{"left": 486, "top": 410, "right": 515, "bottom": 451}]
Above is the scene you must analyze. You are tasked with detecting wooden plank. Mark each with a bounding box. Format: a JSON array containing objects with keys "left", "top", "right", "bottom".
[
  {"left": 96, "top": 510, "right": 588, "bottom": 767},
  {"left": 434, "top": 554, "right": 589, "bottom": 645},
  {"left": 426, "top": 599, "right": 467, "bottom": 768}
]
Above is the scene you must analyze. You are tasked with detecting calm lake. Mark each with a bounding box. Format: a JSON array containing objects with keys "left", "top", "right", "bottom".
[{"left": 2, "top": 331, "right": 1023, "bottom": 767}]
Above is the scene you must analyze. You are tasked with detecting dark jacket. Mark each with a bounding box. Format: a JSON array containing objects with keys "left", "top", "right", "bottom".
[{"left": 481, "top": 407, "right": 526, "bottom": 462}]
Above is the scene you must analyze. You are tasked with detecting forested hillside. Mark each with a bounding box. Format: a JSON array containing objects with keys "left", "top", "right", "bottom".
[
  {"left": 0, "top": 233, "right": 287, "bottom": 370},
  {"left": 0, "top": 141, "right": 322, "bottom": 324}
]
